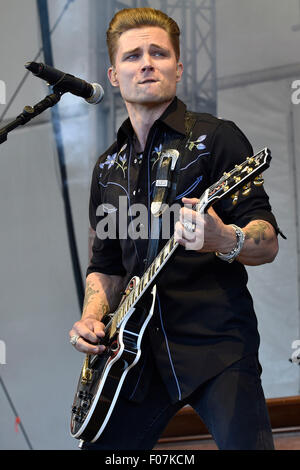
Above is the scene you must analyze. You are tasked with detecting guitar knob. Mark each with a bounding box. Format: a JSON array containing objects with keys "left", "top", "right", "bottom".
[
  {"left": 254, "top": 175, "right": 264, "bottom": 186},
  {"left": 242, "top": 183, "right": 251, "bottom": 196},
  {"left": 231, "top": 191, "right": 239, "bottom": 205}
]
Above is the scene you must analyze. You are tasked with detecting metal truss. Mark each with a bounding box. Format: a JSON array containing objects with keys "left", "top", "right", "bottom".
[{"left": 90, "top": 0, "right": 217, "bottom": 152}]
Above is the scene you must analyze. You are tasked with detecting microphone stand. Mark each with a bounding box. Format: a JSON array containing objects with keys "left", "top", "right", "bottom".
[{"left": 0, "top": 91, "right": 62, "bottom": 144}]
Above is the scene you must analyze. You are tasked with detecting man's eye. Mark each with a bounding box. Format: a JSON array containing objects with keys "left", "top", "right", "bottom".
[{"left": 126, "top": 54, "right": 139, "bottom": 60}]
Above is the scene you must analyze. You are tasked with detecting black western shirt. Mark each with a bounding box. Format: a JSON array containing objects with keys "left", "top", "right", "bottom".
[{"left": 87, "top": 97, "right": 278, "bottom": 403}]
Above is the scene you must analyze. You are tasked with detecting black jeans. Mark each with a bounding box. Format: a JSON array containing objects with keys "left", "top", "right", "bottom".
[{"left": 81, "top": 355, "right": 274, "bottom": 450}]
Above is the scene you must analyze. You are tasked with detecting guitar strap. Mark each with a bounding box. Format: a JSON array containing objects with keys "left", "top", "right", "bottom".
[{"left": 145, "top": 111, "right": 197, "bottom": 269}]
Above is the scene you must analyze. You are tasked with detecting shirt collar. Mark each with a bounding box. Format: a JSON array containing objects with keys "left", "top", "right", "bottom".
[{"left": 116, "top": 96, "right": 187, "bottom": 150}]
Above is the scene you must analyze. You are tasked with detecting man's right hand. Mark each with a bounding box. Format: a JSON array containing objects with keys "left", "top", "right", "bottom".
[{"left": 69, "top": 315, "right": 106, "bottom": 354}]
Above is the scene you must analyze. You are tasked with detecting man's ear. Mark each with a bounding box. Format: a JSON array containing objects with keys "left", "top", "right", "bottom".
[
  {"left": 107, "top": 66, "right": 119, "bottom": 87},
  {"left": 176, "top": 62, "right": 184, "bottom": 82}
]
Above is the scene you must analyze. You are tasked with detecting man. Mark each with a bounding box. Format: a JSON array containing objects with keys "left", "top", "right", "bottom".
[{"left": 69, "top": 7, "right": 279, "bottom": 450}]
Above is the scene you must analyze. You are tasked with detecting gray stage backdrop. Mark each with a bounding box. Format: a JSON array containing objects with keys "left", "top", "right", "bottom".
[{"left": 0, "top": 0, "right": 299, "bottom": 450}]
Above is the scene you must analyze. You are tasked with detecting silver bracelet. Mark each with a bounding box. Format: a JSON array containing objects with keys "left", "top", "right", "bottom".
[{"left": 215, "top": 224, "right": 245, "bottom": 263}]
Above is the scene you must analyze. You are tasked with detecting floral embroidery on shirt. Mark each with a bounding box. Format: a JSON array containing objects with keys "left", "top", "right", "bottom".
[
  {"left": 100, "top": 152, "right": 117, "bottom": 171},
  {"left": 99, "top": 144, "right": 128, "bottom": 178},
  {"left": 186, "top": 133, "right": 207, "bottom": 151},
  {"left": 151, "top": 143, "right": 163, "bottom": 170},
  {"left": 117, "top": 153, "right": 127, "bottom": 178}
]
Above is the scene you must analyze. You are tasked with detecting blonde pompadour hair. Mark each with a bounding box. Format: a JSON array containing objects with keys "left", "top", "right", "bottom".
[{"left": 106, "top": 7, "right": 181, "bottom": 65}]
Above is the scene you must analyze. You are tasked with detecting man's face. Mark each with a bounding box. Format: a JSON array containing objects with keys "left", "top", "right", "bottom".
[{"left": 108, "top": 26, "right": 183, "bottom": 106}]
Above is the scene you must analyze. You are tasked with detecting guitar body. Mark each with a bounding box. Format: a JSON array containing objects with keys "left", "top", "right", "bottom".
[
  {"left": 70, "top": 147, "right": 272, "bottom": 444},
  {"left": 70, "top": 277, "right": 157, "bottom": 443}
]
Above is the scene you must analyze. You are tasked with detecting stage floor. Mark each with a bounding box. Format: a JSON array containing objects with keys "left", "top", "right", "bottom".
[{"left": 154, "top": 428, "right": 300, "bottom": 450}]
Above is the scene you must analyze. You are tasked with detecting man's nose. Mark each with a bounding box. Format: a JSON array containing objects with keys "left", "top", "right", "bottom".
[{"left": 141, "top": 54, "right": 155, "bottom": 71}]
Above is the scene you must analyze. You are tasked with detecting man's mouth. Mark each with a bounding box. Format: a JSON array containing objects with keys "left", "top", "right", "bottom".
[{"left": 139, "top": 79, "right": 158, "bottom": 84}]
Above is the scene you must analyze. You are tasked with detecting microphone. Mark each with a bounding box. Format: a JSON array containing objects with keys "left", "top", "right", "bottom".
[{"left": 25, "top": 61, "right": 104, "bottom": 105}]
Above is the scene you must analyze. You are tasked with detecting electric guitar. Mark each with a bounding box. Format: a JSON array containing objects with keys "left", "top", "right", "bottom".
[{"left": 70, "top": 147, "right": 271, "bottom": 443}]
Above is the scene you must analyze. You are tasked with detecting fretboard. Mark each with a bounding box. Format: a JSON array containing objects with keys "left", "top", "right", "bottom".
[{"left": 109, "top": 235, "right": 179, "bottom": 337}]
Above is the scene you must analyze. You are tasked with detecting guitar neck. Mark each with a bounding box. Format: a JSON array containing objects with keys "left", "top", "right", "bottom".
[{"left": 113, "top": 234, "right": 179, "bottom": 330}]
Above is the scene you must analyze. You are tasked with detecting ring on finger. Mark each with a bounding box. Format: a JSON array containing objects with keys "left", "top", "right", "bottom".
[
  {"left": 70, "top": 334, "right": 80, "bottom": 346},
  {"left": 183, "top": 221, "right": 196, "bottom": 233}
]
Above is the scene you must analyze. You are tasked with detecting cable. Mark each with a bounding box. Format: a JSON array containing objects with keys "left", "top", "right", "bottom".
[
  {"left": 0, "top": 375, "right": 33, "bottom": 450},
  {"left": 37, "top": 0, "right": 84, "bottom": 311}
]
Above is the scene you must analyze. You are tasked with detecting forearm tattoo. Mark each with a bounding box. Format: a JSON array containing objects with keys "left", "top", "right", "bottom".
[
  {"left": 83, "top": 281, "right": 109, "bottom": 317},
  {"left": 245, "top": 221, "right": 269, "bottom": 245}
]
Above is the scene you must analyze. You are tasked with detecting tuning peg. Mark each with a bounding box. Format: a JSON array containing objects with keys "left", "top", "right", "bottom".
[
  {"left": 231, "top": 191, "right": 239, "bottom": 205},
  {"left": 242, "top": 182, "right": 251, "bottom": 196},
  {"left": 253, "top": 175, "right": 264, "bottom": 186}
]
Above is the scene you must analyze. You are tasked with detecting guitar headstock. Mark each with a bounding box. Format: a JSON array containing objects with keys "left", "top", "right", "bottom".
[{"left": 202, "top": 147, "right": 271, "bottom": 210}]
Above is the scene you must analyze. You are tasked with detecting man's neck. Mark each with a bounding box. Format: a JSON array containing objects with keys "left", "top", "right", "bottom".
[{"left": 125, "top": 100, "right": 173, "bottom": 152}]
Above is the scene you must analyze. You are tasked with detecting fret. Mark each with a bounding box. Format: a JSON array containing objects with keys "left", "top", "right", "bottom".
[
  {"left": 151, "top": 263, "right": 155, "bottom": 277},
  {"left": 117, "top": 307, "right": 123, "bottom": 322},
  {"left": 119, "top": 306, "right": 123, "bottom": 320},
  {"left": 128, "top": 294, "right": 133, "bottom": 308},
  {"left": 121, "top": 306, "right": 126, "bottom": 321},
  {"left": 170, "top": 237, "right": 174, "bottom": 247},
  {"left": 124, "top": 298, "right": 129, "bottom": 313},
  {"left": 138, "top": 281, "right": 142, "bottom": 296},
  {"left": 164, "top": 245, "right": 170, "bottom": 259},
  {"left": 170, "top": 236, "right": 177, "bottom": 250}
]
